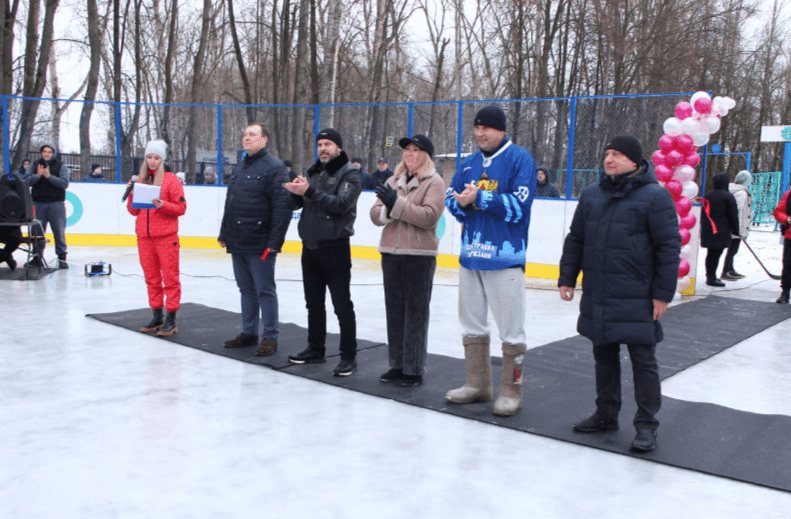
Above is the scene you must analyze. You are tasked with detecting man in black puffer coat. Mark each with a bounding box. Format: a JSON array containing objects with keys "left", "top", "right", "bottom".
[
  {"left": 219, "top": 123, "right": 291, "bottom": 356},
  {"left": 559, "top": 135, "right": 681, "bottom": 453}
]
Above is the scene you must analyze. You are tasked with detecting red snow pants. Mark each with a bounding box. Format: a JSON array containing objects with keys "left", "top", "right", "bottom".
[{"left": 137, "top": 233, "right": 181, "bottom": 312}]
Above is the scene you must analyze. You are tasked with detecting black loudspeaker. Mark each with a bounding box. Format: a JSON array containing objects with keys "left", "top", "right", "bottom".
[{"left": 0, "top": 174, "right": 34, "bottom": 223}]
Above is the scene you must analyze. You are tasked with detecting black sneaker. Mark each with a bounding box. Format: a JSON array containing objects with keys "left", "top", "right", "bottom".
[
  {"left": 727, "top": 270, "right": 745, "bottom": 280},
  {"left": 631, "top": 428, "right": 657, "bottom": 452},
  {"left": 288, "top": 347, "right": 326, "bottom": 364},
  {"left": 573, "top": 412, "right": 619, "bottom": 433},
  {"left": 224, "top": 333, "right": 258, "bottom": 348},
  {"left": 720, "top": 272, "right": 739, "bottom": 281},
  {"left": 332, "top": 359, "right": 357, "bottom": 376},
  {"left": 379, "top": 368, "right": 404, "bottom": 383},
  {"left": 400, "top": 374, "right": 422, "bottom": 387}
]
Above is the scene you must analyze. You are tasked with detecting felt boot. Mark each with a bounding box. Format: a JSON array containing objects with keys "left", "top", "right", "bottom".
[
  {"left": 140, "top": 308, "right": 164, "bottom": 333},
  {"left": 493, "top": 342, "right": 527, "bottom": 416},
  {"left": 777, "top": 290, "right": 790, "bottom": 304},
  {"left": 157, "top": 311, "right": 178, "bottom": 336},
  {"left": 445, "top": 336, "right": 493, "bottom": 404}
]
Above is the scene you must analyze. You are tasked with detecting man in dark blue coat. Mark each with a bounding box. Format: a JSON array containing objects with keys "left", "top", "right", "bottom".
[
  {"left": 558, "top": 135, "right": 681, "bottom": 453},
  {"left": 218, "top": 123, "right": 291, "bottom": 356}
]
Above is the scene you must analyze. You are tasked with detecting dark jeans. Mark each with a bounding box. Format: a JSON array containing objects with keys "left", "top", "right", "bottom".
[
  {"left": 32, "top": 201, "right": 67, "bottom": 257},
  {"left": 382, "top": 253, "right": 436, "bottom": 376},
  {"left": 232, "top": 251, "right": 278, "bottom": 340},
  {"left": 593, "top": 342, "right": 661, "bottom": 430},
  {"left": 301, "top": 240, "right": 357, "bottom": 360},
  {"left": 782, "top": 238, "right": 791, "bottom": 291},
  {"left": 722, "top": 237, "right": 741, "bottom": 274},
  {"left": 705, "top": 247, "right": 724, "bottom": 279}
]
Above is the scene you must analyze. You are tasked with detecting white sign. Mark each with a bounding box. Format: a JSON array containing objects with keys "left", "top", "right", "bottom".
[{"left": 760, "top": 125, "right": 791, "bottom": 142}]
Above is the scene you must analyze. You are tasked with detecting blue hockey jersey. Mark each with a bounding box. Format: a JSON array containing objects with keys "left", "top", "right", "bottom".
[{"left": 445, "top": 138, "right": 537, "bottom": 270}]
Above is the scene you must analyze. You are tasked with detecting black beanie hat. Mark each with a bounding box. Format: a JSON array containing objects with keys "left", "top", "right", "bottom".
[
  {"left": 605, "top": 135, "right": 643, "bottom": 166},
  {"left": 316, "top": 128, "right": 343, "bottom": 149},
  {"left": 473, "top": 105, "right": 507, "bottom": 132},
  {"left": 398, "top": 134, "right": 435, "bottom": 158}
]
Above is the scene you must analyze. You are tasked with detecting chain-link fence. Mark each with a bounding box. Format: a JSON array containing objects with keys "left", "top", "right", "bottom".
[{"left": 4, "top": 92, "right": 725, "bottom": 194}]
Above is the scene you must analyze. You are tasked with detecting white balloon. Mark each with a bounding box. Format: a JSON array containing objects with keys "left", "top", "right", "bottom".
[
  {"left": 674, "top": 165, "right": 696, "bottom": 182},
  {"left": 690, "top": 91, "right": 711, "bottom": 106},
  {"left": 681, "top": 117, "right": 699, "bottom": 136},
  {"left": 692, "top": 131, "right": 709, "bottom": 146},
  {"left": 682, "top": 180, "right": 699, "bottom": 199},
  {"left": 723, "top": 96, "right": 736, "bottom": 109},
  {"left": 681, "top": 244, "right": 693, "bottom": 260},
  {"left": 706, "top": 116, "right": 721, "bottom": 134},
  {"left": 677, "top": 276, "right": 691, "bottom": 292},
  {"left": 711, "top": 102, "right": 727, "bottom": 117},
  {"left": 663, "top": 117, "right": 683, "bottom": 136}
]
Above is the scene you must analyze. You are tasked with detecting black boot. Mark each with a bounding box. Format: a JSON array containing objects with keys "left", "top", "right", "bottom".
[
  {"left": 57, "top": 253, "right": 68, "bottom": 269},
  {"left": 706, "top": 276, "right": 725, "bottom": 287},
  {"left": 776, "top": 290, "right": 790, "bottom": 304},
  {"left": 140, "top": 308, "right": 164, "bottom": 332},
  {"left": 157, "top": 311, "right": 178, "bottom": 336}
]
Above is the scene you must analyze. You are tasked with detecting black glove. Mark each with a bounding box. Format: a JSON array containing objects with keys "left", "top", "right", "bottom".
[{"left": 375, "top": 183, "right": 397, "bottom": 212}]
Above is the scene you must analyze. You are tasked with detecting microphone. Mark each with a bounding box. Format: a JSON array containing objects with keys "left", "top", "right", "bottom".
[{"left": 121, "top": 175, "right": 138, "bottom": 202}]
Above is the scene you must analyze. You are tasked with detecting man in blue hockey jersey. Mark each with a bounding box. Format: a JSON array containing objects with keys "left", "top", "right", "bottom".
[{"left": 444, "top": 105, "right": 537, "bottom": 416}]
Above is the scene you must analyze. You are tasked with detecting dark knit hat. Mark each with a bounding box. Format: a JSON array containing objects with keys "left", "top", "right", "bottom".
[
  {"left": 398, "top": 134, "right": 435, "bottom": 158},
  {"left": 473, "top": 105, "right": 507, "bottom": 131},
  {"left": 316, "top": 128, "right": 343, "bottom": 149},
  {"left": 605, "top": 135, "right": 643, "bottom": 166},
  {"left": 351, "top": 156, "right": 363, "bottom": 164},
  {"left": 91, "top": 163, "right": 101, "bottom": 171}
]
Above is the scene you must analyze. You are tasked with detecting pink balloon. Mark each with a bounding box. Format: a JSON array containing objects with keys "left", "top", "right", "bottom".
[
  {"left": 694, "top": 97, "right": 713, "bottom": 115},
  {"left": 665, "top": 150, "right": 683, "bottom": 167},
  {"left": 658, "top": 134, "right": 676, "bottom": 153},
  {"left": 675, "top": 102, "right": 694, "bottom": 120},
  {"left": 680, "top": 212, "right": 697, "bottom": 230},
  {"left": 680, "top": 227, "right": 691, "bottom": 246},
  {"left": 682, "top": 152, "right": 700, "bottom": 168},
  {"left": 652, "top": 150, "right": 667, "bottom": 166},
  {"left": 665, "top": 179, "right": 683, "bottom": 200},
  {"left": 678, "top": 258, "right": 690, "bottom": 277},
  {"left": 655, "top": 165, "right": 674, "bottom": 182},
  {"left": 676, "top": 134, "right": 696, "bottom": 153},
  {"left": 675, "top": 196, "right": 692, "bottom": 216}
]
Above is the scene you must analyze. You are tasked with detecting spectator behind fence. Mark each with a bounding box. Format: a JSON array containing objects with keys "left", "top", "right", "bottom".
[
  {"left": 23, "top": 143, "right": 71, "bottom": 269},
  {"left": 370, "top": 134, "right": 445, "bottom": 387},
  {"left": 444, "top": 105, "right": 537, "bottom": 417},
  {"left": 372, "top": 157, "right": 393, "bottom": 186},
  {"left": 84, "top": 164, "right": 106, "bottom": 182},
  {"left": 352, "top": 156, "right": 374, "bottom": 190},
  {"left": 203, "top": 167, "right": 217, "bottom": 185},
  {"left": 535, "top": 165, "right": 561, "bottom": 198},
  {"left": 18, "top": 159, "right": 30, "bottom": 176},
  {"left": 284, "top": 128, "right": 362, "bottom": 377},
  {"left": 126, "top": 139, "right": 187, "bottom": 337},
  {"left": 721, "top": 170, "right": 752, "bottom": 281}
]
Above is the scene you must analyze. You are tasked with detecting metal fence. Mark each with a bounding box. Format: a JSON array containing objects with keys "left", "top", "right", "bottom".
[
  {"left": 2, "top": 91, "right": 740, "bottom": 196},
  {"left": 752, "top": 171, "right": 782, "bottom": 226}
]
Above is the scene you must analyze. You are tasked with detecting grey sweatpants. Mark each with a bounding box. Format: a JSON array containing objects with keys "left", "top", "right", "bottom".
[{"left": 458, "top": 265, "right": 526, "bottom": 346}]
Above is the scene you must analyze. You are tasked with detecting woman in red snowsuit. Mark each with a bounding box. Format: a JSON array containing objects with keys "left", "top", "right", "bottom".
[{"left": 126, "top": 139, "right": 187, "bottom": 335}]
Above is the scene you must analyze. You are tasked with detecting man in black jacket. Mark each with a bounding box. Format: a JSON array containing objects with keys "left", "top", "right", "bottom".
[
  {"left": 558, "top": 135, "right": 681, "bottom": 453},
  {"left": 284, "top": 128, "right": 362, "bottom": 376},
  {"left": 218, "top": 123, "right": 291, "bottom": 356}
]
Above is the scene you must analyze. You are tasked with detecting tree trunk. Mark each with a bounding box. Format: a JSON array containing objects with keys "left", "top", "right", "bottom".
[
  {"left": 79, "top": 0, "right": 102, "bottom": 180},
  {"left": 227, "top": 0, "right": 253, "bottom": 123},
  {"left": 290, "top": 0, "right": 310, "bottom": 173},
  {"left": 186, "top": 0, "right": 212, "bottom": 183}
]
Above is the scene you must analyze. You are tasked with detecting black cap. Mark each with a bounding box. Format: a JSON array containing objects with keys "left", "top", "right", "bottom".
[
  {"left": 398, "top": 134, "right": 435, "bottom": 158},
  {"left": 377, "top": 157, "right": 387, "bottom": 164},
  {"left": 316, "top": 128, "right": 343, "bottom": 149},
  {"left": 91, "top": 163, "right": 101, "bottom": 171},
  {"left": 473, "top": 105, "right": 507, "bottom": 131},
  {"left": 604, "top": 135, "right": 644, "bottom": 166},
  {"left": 351, "top": 156, "right": 363, "bottom": 164}
]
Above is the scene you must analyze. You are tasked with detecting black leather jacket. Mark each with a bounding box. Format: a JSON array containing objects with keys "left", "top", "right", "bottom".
[{"left": 289, "top": 151, "right": 362, "bottom": 249}]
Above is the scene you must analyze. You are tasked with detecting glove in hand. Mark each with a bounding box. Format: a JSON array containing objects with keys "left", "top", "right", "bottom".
[{"left": 375, "top": 183, "right": 397, "bottom": 212}]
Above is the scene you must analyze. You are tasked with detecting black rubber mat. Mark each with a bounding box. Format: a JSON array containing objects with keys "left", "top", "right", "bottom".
[
  {"left": 0, "top": 264, "right": 56, "bottom": 280},
  {"left": 87, "top": 296, "right": 791, "bottom": 492}
]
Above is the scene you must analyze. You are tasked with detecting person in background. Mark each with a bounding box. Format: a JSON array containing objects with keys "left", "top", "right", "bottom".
[
  {"left": 370, "top": 134, "right": 445, "bottom": 387},
  {"left": 535, "top": 165, "right": 561, "bottom": 198},
  {"left": 18, "top": 159, "right": 30, "bottom": 176},
  {"left": 352, "top": 156, "right": 374, "bottom": 190},
  {"left": 203, "top": 167, "right": 218, "bottom": 185},
  {"left": 126, "top": 139, "right": 187, "bottom": 336},
  {"left": 772, "top": 190, "right": 791, "bottom": 303},
  {"left": 0, "top": 225, "right": 21, "bottom": 271},
  {"left": 700, "top": 173, "right": 739, "bottom": 287},
  {"left": 372, "top": 157, "right": 393, "bottom": 186},
  {"left": 559, "top": 135, "right": 681, "bottom": 453},
  {"left": 23, "top": 143, "right": 71, "bottom": 269},
  {"left": 444, "top": 105, "right": 537, "bottom": 416},
  {"left": 721, "top": 170, "right": 752, "bottom": 281},
  {"left": 84, "top": 164, "right": 106, "bottom": 182}
]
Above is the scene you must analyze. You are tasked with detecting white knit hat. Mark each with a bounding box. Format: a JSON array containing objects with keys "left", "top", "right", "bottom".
[{"left": 144, "top": 139, "right": 167, "bottom": 161}]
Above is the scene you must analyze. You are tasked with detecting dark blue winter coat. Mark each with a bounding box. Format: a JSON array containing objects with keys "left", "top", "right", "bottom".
[
  {"left": 218, "top": 147, "right": 291, "bottom": 253},
  {"left": 558, "top": 160, "right": 681, "bottom": 345}
]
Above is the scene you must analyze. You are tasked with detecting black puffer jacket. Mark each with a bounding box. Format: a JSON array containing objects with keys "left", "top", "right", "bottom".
[
  {"left": 700, "top": 173, "right": 739, "bottom": 249},
  {"left": 219, "top": 148, "right": 291, "bottom": 253},
  {"left": 558, "top": 160, "right": 681, "bottom": 345},
  {"left": 289, "top": 151, "right": 361, "bottom": 249}
]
